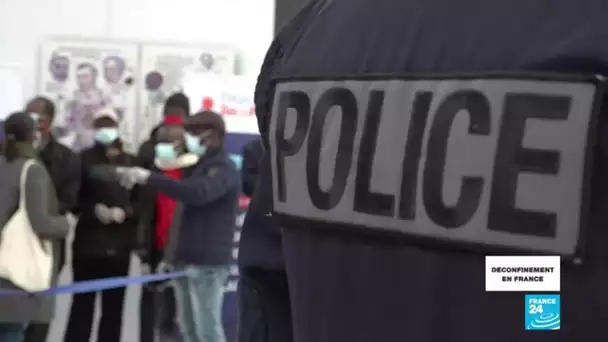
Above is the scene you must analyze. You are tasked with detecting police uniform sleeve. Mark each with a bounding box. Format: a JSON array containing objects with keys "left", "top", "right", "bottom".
[
  {"left": 254, "top": 0, "right": 321, "bottom": 148},
  {"left": 241, "top": 139, "right": 262, "bottom": 196}
]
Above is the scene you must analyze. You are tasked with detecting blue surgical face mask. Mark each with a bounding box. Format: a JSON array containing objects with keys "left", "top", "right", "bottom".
[
  {"left": 155, "top": 143, "right": 178, "bottom": 161},
  {"left": 229, "top": 154, "right": 243, "bottom": 169},
  {"left": 185, "top": 133, "right": 206, "bottom": 156},
  {"left": 94, "top": 127, "right": 119, "bottom": 145}
]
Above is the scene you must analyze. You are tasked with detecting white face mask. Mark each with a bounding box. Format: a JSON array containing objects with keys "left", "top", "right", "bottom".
[{"left": 32, "top": 132, "right": 42, "bottom": 150}]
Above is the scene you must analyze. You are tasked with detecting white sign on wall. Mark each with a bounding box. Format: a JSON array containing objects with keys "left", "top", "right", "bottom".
[
  {"left": 139, "top": 45, "right": 238, "bottom": 143},
  {"left": 182, "top": 73, "right": 259, "bottom": 135}
]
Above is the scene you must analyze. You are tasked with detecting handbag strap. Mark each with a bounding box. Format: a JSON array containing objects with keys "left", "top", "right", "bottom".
[{"left": 18, "top": 159, "right": 36, "bottom": 209}]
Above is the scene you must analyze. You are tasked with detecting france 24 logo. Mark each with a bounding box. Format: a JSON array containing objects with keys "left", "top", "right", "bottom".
[{"left": 525, "top": 294, "right": 560, "bottom": 330}]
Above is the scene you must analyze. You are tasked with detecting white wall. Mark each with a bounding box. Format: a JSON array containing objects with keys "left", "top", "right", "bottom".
[{"left": 0, "top": 0, "right": 275, "bottom": 99}]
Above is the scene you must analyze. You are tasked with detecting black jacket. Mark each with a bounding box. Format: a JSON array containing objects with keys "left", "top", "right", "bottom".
[
  {"left": 73, "top": 143, "right": 139, "bottom": 257},
  {"left": 136, "top": 125, "right": 161, "bottom": 169},
  {"left": 38, "top": 137, "right": 80, "bottom": 215},
  {"left": 38, "top": 137, "right": 80, "bottom": 267},
  {"left": 241, "top": 138, "right": 264, "bottom": 197},
  {"left": 263, "top": 0, "right": 608, "bottom": 341},
  {"left": 237, "top": 2, "right": 317, "bottom": 270},
  {"left": 239, "top": 137, "right": 285, "bottom": 269}
]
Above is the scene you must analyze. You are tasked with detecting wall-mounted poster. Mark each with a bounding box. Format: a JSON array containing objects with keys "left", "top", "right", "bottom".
[
  {"left": 38, "top": 39, "right": 139, "bottom": 152},
  {"left": 182, "top": 73, "right": 258, "bottom": 135},
  {"left": 138, "top": 43, "right": 237, "bottom": 144}
]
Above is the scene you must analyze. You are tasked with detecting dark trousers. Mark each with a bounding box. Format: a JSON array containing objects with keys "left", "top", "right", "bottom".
[
  {"left": 25, "top": 240, "right": 66, "bottom": 342},
  {"left": 64, "top": 254, "right": 130, "bottom": 342},
  {"left": 139, "top": 249, "right": 178, "bottom": 342},
  {"left": 0, "top": 323, "right": 25, "bottom": 342},
  {"left": 23, "top": 324, "right": 48, "bottom": 342},
  {"left": 140, "top": 286, "right": 178, "bottom": 341},
  {"left": 237, "top": 267, "right": 293, "bottom": 342}
]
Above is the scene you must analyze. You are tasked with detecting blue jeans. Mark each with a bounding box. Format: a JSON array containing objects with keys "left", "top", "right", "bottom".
[
  {"left": 0, "top": 323, "right": 25, "bottom": 342},
  {"left": 173, "top": 265, "right": 229, "bottom": 342}
]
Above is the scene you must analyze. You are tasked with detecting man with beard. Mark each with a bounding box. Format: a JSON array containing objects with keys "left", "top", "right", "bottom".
[
  {"left": 102, "top": 56, "right": 129, "bottom": 123},
  {"left": 255, "top": 0, "right": 608, "bottom": 341},
  {"left": 23, "top": 96, "right": 80, "bottom": 342},
  {"left": 48, "top": 54, "right": 70, "bottom": 83}
]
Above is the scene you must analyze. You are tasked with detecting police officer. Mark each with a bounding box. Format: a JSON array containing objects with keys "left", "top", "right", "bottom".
[
  {"left": 258, "top": 0, "right": 608, "bottom": 341},
  {"left": 236, "top": 3, "right": 324, "bottom": 342}
]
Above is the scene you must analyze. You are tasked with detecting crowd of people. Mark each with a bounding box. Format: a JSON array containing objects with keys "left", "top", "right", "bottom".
[{"left": 0, "top": 92, "right": 242, "bottom": 342}]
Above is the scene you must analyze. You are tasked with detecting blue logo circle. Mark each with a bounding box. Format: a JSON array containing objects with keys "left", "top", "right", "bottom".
[{"left": 528, "top": 312, "right": 560, "bottom": 330}]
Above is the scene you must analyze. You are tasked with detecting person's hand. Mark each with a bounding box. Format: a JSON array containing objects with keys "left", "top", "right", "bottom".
[
  {"left": 109, "top": 207, "right": 126, "bottom": 224},
  {"left": 115, "top": 167, "right": 151, "bottom": 189},
  {"left": 140, "top": 263, "right": 152, "bottom": 275},
  {"left": 156, "top": 261, "right": 172, "bottom": 274},
  {"left": 135, "top": 248, "right": 149, "bottom": 262},
  {"left": 94, "top": 203, "right": 112, "bottom": 224}
]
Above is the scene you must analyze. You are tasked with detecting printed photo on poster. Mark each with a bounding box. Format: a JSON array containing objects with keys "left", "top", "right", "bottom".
[
  {"left": 38, "top": 39, "right": 139, "bottom": 152},
  {"left": 138, "top": 44, "right": 237, "bottom": 144}
]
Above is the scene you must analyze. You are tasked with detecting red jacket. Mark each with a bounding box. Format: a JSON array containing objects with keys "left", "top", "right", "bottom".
[{"left": 155, "top": 168, "right": 182, "bottom": 249}]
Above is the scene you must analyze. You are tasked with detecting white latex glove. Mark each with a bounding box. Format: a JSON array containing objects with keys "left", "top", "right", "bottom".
[
  {"left": 140, "top": 263, "right": 152, "bottom": 276},
  {"left": 109, "top": 207, "right": 126, "bottom": 224},
  {"left": 94, "top": 203, "right": 112, "bottom": 224},
  {"left": 156, "top": 261, "right": 172, "bottom": 274},
  {"left": 115, "top": 167, "right": 151, "bottom": 189}
]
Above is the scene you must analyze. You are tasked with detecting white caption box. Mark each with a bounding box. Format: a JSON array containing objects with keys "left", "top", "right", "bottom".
[{"left": 485, "top": 256, "right": 560, "bottom": 292}]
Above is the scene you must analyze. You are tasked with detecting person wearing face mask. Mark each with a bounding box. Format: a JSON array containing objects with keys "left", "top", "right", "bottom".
[
  {"left": 137, "top": 93, "right": 191, "bottom": 169},
  {"left": 116, "top": 110, "right": 239, "bottom": 342},
  {"left": 64, "top": 107, "right": 139, "bottom": 342},
  {"left": 137, "top": 114, "right": 199, "bottom": 342},
  {"left": 22, "top": 96, "right": 81, "bottom": 342},
  {"left": 0, "top": 111, "right": 70, "bottom": 342}
]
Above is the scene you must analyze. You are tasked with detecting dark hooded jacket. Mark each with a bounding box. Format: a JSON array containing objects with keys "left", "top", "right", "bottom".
[
  {"left": 136, "top": 125, "right": 161, "bottom": 169},
  {"left": 73, "top": 142, "right": 139, "bottom": 257},
  {"left": 145, "top": 149, "right": 239, "bottom": 265},
  {"left": 258, "top": 0, "right": 608, "bottom": 341},
  {"left": 241, "top": 138, "right": 264, "bottom": 197}
]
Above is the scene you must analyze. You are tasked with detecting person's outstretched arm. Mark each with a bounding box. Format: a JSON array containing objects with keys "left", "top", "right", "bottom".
[{"left": 146, "top": 160, "right": 239, "bottom": 206}]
